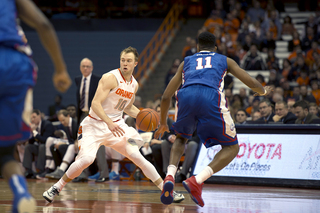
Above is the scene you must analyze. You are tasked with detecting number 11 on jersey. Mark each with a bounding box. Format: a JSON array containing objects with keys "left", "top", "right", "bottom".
[{"left": 196, "top": 56, "right": 212, "bottom": 70}]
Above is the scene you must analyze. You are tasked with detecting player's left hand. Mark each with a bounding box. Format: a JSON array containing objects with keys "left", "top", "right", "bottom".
[
  {"left": 154, "top": 124, "right": 169, "bottom": 139},
  {"left": 253, "top": 86, "right": 273, "bottom": 96},
  {"left": 53, "top": 70, "right": 72, "bottom": 93}
]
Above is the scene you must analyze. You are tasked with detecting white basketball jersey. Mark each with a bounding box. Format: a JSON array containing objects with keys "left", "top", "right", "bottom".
[{"left": 89, "top": 68, "right": 138, "bottom": 121}]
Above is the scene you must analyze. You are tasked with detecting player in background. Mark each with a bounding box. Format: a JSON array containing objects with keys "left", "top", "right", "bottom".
[
  {"left": 43, "top": 46, "right": 184, "bottom": 203},
  {"left": 155, "top": 32, "right": 272, "bottom": 207},
  {"left": 0, "top": 0, "right": 71, "bottom": 212}
]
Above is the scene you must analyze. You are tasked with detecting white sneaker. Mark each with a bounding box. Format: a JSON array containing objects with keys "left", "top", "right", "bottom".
[
  {"left": 173, "top": 191, "right": 185, "bottom": 203},
  {"left": 43, "top": 186, "right": 60, "bottom": 203}
]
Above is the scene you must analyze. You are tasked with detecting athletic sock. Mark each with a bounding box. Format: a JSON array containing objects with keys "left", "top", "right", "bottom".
[
  {"left": 112, "top": 162, "right": 119, "bottom": 174},
  {"left": 9, "top": 175, "right": 28, "bottom": 196},
  {"left": 60, "top": 162, "right": 69, "bottom": 172},
  {"left": 166, "top": 165, "right": 177, "bottom": 178},
  {"left": 195, "top": 166, "right": 214, "bottom": 184},
  {"left": 55, "top": 178, "right": 67, "bottom": 191}
]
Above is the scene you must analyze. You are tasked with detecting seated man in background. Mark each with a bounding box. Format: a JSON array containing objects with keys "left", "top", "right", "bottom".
[
  {"left": 293, "top": 100, "right": 319, "bottom": 124},
  {"left": 256, "top": 99, "right": 275, "bottom": 123},
  {"left": 23, "top": 109, "right": 55, "bottom": 178},
  {"left": 235, "top": 109, "right": 248, "bottom": 124},
  {"left": 273, "top": 101, "right": 297, "bottom": 124}
]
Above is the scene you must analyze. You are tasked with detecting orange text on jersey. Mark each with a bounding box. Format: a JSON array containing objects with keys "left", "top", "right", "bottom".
[{"left": 115, "top": 88, "right": 133, "bottom": 99}]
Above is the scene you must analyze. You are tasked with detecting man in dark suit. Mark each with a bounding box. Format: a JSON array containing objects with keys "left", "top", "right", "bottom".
[
  {"left": 256, "top": 99, "right": 275, "bottom": 123},
  {"left": 294, "top": 100, "right": 320, "bottom": 124},
  {"left": 75, "top": 58, "right": 101, "bottom": 125},
  {"left": 23, "top": 109, "right": 55, "bottom": 178},
  {"left": 36, "top": 109, "right": 78, "bottom": 179},
  {"left": 273, "top": 101, "right": 297, "bottom": 124}
]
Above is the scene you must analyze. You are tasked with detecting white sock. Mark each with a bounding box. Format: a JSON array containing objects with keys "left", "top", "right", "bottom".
[
  {"left": 59, "top": 162, "right": 68, "bottom": 172},
  {"left": 166, "top": 165, "right": 177, "bottom": 178},
  {"left": 54, "top": 178, "right": 67, "bottom": 191},
  {"left": 112, "top": 161, "right": 119, "bottom": 174},
  {"left": 195, "top": 166, "right": 214, "bottom": 184}
]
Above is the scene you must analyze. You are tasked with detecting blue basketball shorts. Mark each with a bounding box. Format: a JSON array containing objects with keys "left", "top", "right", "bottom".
[
  {"left": 172, "top": 85, "right": 238, "bottom": 148},
  {"left": 0, "top": 47, "right": 36, "bottom": 147}
]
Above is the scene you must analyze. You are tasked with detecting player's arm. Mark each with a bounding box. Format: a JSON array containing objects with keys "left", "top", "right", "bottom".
[
  {"left": 124, "top": 85, "right": 140, "bottom": 118},
  {"left": 227, "top": 58, "right": 271, "bottom": 96},
  {"left": 15, "top": 0, "right": 71, "bottom": 93}
]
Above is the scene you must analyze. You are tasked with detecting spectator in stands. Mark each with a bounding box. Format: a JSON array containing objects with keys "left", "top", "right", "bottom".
[
  {"left": 281, "top": 59, "right": 292, "bottom": 80},
  {"left": 242, "top": 34, "right": 255, "bottom": 52},
  {"left": 246, "top": 0, "right": 265, "bottom": 24},
  {"left": 218, "top": 40, "right": 239, "bottom": 64},
  {"left": 165, "top": 58, "right": 181, "bottom": 87},
  {"left": 181, "top": 36, "right": 192, "bottom": 58},
  {"left": 257, "top": 99, "right": 275, "bottom": 123},
  {"left": 213, "top": 28, "right": 223, "bottom": 48},
  {"left": 256, "top": 74, "right": 266, "bottom": 87},
  {"left": 239, "top": 87, "right": 249, "bottom": 108},
  {"left": 237, "top": 21, "right": 250, "bottom": 47},
  {"left": 224, "top": 88, "right": 233, "bottom": 107},
  {"left": 288, "top": 45, "right": 304, "bottom": 64},
  {"left": 261, "top": 9, "right": 282, "bottom": 40},
  {"left": 300, "top": 85, "right": 316, "bottom": 103},
  {"left": 246, "top": 96, "right": 260, "bottom": 116},
  {"left": 224, "top": 11, "right": 240, "bottom": 38},
  {"left": 302, "top": 27, "right": 318, "bottom": 52},
  {"left": 280, "top": 79, "right": 292, "bottom": 99},
  {"left": 249, "top": 20, "right": 265, "bottom": 44},
  {"left": 306, "top": 41, "right": 320, "bottom": 66},
  {"left": 260, "top": 31, "right": 276, "bottom": 53},
  {"left": 303, "top": 15, "right": 318, "bottom": 38},
  {"left": 287, "top": 100, "right": 296, "bottom": 113},
  {"left": 266, "top": 49, "right": 280, "bottom": 71},
  {"left": 204, "top": 10, "right": 223, "bottom": 34},
  {"left": 235, "top": 109, "right": 248, "bottom": 124},
  {"left": 288, "top": 56, "right": 309, "bottom": 81},
  {"left": 48, "top": 94, "right": 65, "bottom": 122},
  {"left": 310, "top": 80, "right": 320, "bottom": 105},
  {"left": 234, "top": 2, "right": 246, "bottom": 21},
  {"left": 242, "top": 44, "right": 267, "bottom": 70},
  {"left": 215, "top": 1, "right": 227, "bottom": 19},
  {"left": 293, "top": 100, "right": 319, "bottom": 124},
  {"left": 23, "top": 109, "right": 55, "bottom": 178},
  {"left": 287, "top": 86, "right": 301, "bottom": 102},
  {"left": 288, "top": 31, "right": 302, "bottom": 52},
  {"left": 66, "top": 104, "right": 77, "bottom": 120},
  {"left": 309, "top": 103, "right": 320, "bottom": 116},
  {"left": 273, "top": 101, "right": 297, "bottom": 123},
  {"left": 251, "top": 109, "right": 262, "bottom": 121},
  {"left": 267, "top": 69, "right": 280, "bottom": 87},
  {"left": 296, "top": 70, "right": 310, "bottom": 86},
  {"left": 281, "top": 15, "right": 296, "bottom": 36},
  {"left": 185, "top": 39, "right": 197, "bottom": 57},
  {"left": 309, "top": 52, "right": 320, "bottom": 72}
]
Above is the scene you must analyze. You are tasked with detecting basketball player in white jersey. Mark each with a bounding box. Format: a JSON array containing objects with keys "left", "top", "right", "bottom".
[{"left": 43, "top": 47, "right": 184, "bottom": 203}]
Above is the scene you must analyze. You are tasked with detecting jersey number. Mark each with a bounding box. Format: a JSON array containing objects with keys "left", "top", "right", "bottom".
[
  {"left": 196, "top": 57, "right": 212, "bottom": 70},
  {"left": 114, "top": 99, "right": 127, "bottom": 111}
]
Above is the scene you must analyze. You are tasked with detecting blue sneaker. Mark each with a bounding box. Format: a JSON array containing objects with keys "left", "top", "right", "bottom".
[
  {"left": 88, "top": 172, "right": 100, "bottom": 181},
  {"left": 109, "top": 171, "right": 120, "bottom": 180},
  {"left": 10, "top": 175, "right": 36, "bottom": 213}
]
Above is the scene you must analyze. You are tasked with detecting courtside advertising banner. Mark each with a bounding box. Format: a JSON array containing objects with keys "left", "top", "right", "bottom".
[{"left": 193, "top": 134, "right": 320, "bottom": 180}]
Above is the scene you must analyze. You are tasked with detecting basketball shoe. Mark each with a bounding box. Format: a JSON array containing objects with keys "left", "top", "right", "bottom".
[
  {"left": 160, "top": 175, "right": 175, "bottom": 205},
  {"left": 10, "top": 175, "right": 36, "bottom": 213},
  {"left": 109, "top": 171, "right": 120, "bottom": 180},
  {"left": 182, "top": 176, "right": 204, "bottom": 207},
  {"left": 173, "top": 191, "right": 185, "bottom": 203},
  {"left": 43, "top": 185, "right": 60, "bottom": 203}
]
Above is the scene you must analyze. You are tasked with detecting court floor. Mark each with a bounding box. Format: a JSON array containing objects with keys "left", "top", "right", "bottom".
[{"left": 0, "top": 179, "right": 319, "bottom": 213}]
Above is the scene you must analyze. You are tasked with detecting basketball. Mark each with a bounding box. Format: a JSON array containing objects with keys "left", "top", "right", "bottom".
[{"left": 136, "top": 108, "right": 160, "bottom": 132}]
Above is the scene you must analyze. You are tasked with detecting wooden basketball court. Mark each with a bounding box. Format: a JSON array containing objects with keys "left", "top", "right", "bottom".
[{"left": 0, "top": 179, "right": 319, "bottom": 212}]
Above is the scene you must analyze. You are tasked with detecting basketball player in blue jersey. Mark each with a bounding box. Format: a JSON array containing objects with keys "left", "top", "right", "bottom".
[
  {"left": 0, "top": 0, "right": 71, "bottom": 212},
  {"left": 155, "top": 32, "right": 272, "bottom": 207}
]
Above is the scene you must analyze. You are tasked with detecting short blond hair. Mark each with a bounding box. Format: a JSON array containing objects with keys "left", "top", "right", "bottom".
[{"left": 120, "top": 46, "right": 139, "bottom": 62}]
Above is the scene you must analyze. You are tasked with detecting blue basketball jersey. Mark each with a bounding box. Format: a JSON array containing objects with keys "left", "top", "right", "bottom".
[
  {"left": 0, "top": 0, "right": 25, "bottom": 48},
  {"left": 182, "top": 51, "right": 228, "bottom": 91}
]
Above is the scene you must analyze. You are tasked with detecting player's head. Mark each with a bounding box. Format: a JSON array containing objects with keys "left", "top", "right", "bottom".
[
  {"left": 198, "top": 32, "right": 216, "bottom": 52},
  {"left": 80, "top": 58, "right": 93, "bottom": 77},
  {"left": 120, "top": 46, "right": 139, "bottom": 75},
  {"left": 57, "top": 109, "right": 70, "bottom": 127}
]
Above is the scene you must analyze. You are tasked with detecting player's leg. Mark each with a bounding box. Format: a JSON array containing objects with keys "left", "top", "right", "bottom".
[
  {"left": 105, "top": 147, "right": 123, "bottom": 181},
  {"left": 36, "top": 137, "right": 55, "bottom": 179}
]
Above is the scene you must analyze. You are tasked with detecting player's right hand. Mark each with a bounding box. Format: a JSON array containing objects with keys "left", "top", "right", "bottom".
[
  {"left": 107, "top": 122, "right": 125, "bottom": 137},
  {"left": 53, "top": 70, "right": 72, "bottom": 93},
  {"left": 154, "top": 124, "right": 169, "bottom": 139}
]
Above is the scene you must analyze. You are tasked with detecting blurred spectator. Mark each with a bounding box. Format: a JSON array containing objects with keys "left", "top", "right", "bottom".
[
  {"left": 288, "top": 56, "right": 309, "bottom": 81},
  {"left": 216, "top": 1, "right": 227, "bottom": 19},
  {"left": 239, "top": 87, "right": 249, "bottom": 108},
  {"left": 252, "top": 109, "right": 262, "bottom": 121},
  {"left": 235, "top": 109, "right": 248, "bottom": 124},
  {"left": 241, "top": 44, "right": 267, "bottom": 70},
  {"left": 267, "top": 69, "right": 280, "bottom": 87},
  {"left": 237, "top": 21, "right": 250, "bottom": 47},
  {"left": 309, "top": 103, "right": 319, "bottom": 116},
  {"left": 275, "top": 87, "right": 285, "bottom": 97},
  {"left": 300, "top": 85, "right": 316, "bottom": 103},
  {"left": 288, "top": 31, "right": 302, "bottom": 52},
  {"left": 181, "top": 36, "right": 192, "bottom": 58},
  {"left": 185, "top": 39, "right": 197, "bottom": 57},
  {"left": 287, "top": 100, "right": 296, "bottom": 113},
  {"left": 260, "top": 31, "right": 276, "bottom": 52},
  {"left": 204, "top": 10, "right": 223, "bottom": 34},
  {"left": 249, "top": 20, "right": 265, "bottom": 44},
  {"left": 266, "top": 49, "right": 280, "bottom": 71},
  {"left": 66, "top": 104, "right": 77, "bottom": 120},
  {"left": 273, "top": 101, "right": 297, "bottom": 123},
  {"left": 286, "top": 86, "right": 301, "bottom": 102},
  {"left": 310, "top": 80, "right": 320, "bottom": 105},
  {"left": 305, "top": 41, "right": 320, "bottom": 65},
  {"left": 224, "top": 11, "right": 240, "bottom": 38},
  {"left": 293, "top": 100, "right": 319, "bottom": 124},
  {"left": 165, "top": 58, "right": 181, "bottom": 87},
  {"left": 224, "top": 74, "right": 234, "bottom": 90},
  {"left": 257, "top": 99, "right": 275, "bottom": 123},
  {"left": 282, "top": 15, "right": 296, "bottom": 36},
  {"left": 261, "top": 9, "right": 282, "bottom": 40},
  {"left": 246, "top": 96, "right": 260, "bottom": 115},
  {"left": 213, "top": 27, "right": 223, "bottom": 48},
  {"left": 256, "top": 74, "right": 266, "bottom": 86},
  {"left": 309, "top": 52, "right": 320, "bottom": 71},
  {"left": 281, "top": 59, "right": 292, "bottom": 80},
  {"left": 234, "top": 2, "right": 246, "bottom": 21},
  {"left": 272, "top": 92, "right": 284, "bottom": 106},
  {"left": 225, "top": 88, "right": 233, "bottom": 107},
  {"left": 296, "top": 70, "right": 310, "bottom": 86},
  {"left": 246, "top": 0, "right": 265, "bottom": 23},
  {"left": 303, "top": 15, "right": 318, "bottom": 37},
  {"left": 48, "top": 94, "right": 65, "bottom": 122},
  {"left": 302, "top": 27, "right": 318, "bottom": 51},
  {"left": 288, "top": 45, "right": 304, "bottom": 64},
  {"left": 242, "top": 34, "right": 257, "bottom": 52}
]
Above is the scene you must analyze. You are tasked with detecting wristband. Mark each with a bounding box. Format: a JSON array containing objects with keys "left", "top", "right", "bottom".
[{"left": 261, "top": 89, "right": 267, "bottom": 95}]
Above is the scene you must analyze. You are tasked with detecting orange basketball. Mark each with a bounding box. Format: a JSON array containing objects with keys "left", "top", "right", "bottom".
[{"left": 136, "top": 108, "right": 160, "bottom": 132}]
